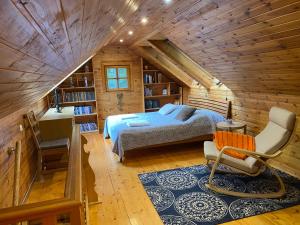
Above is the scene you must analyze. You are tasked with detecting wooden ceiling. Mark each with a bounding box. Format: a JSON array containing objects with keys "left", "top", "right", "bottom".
[
  {"left": 160, "top": 0, "right": 300, "bottom": 95},
  {"left": 0, "top": 0, "right": 142, "bottom": 118},
  {"left": 1, "top": 0, "right": 300, "bottom": 118}
]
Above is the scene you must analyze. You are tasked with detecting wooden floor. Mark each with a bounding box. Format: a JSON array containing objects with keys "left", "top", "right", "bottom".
[{"left": 27, "top": 133, "right": 300, "bottom": 225}]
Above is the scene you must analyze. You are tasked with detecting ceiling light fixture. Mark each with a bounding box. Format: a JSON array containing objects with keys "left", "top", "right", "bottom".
[
  {"left": 128, "top": 30, "right": 133, "bottom": 35},
  {"left": 141, "top": 17, "right": 148, "bottom": 25},
  {"left": 164, "top": 0, "right": 172, "bottom": 4},
  {"left": 120, "top": 39, "right": 124, "bottom": 43}
]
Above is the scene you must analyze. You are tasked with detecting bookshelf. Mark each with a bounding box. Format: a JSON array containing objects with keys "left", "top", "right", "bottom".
[
  {"left": 47, "top": 60, "right": 99, "bottom": 133},
  {"left": 142, "top": 59, "right": 183, "bottom": 112}
]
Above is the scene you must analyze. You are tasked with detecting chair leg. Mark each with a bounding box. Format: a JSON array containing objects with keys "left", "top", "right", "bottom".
[
  {"left": 205, "top": 157, "right": 286, "bottom": 198},
  {"left": 37, "top": 150, "right": 42, "bottom": 181}
]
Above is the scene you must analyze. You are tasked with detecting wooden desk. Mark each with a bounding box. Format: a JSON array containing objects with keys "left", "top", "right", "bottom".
[{"left": 39, "top": 107, "right": 74, "bottom": 141}]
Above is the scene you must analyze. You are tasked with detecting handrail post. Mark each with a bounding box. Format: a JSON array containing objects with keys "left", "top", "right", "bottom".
[{"left": 13, "top": 141, "right": 21, "bottom": 207}]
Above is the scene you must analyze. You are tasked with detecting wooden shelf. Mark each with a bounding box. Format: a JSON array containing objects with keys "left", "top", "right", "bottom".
[
  {"left": 80, "top": 129, "right": 99, "bottom": 134},
  {"left": 145, "top": 94, "right": 181, "bottom": 99},
  {"left": 145, "top": 108, "right": 160, "bottom": 111},
  {"left": 72, "top": 72, "right": 93, "bottom": 75},
  {"left": 61, "top": 86, "right": 95, "bottom": 91},
  {"left": 47, "top": 60, "right": 99, "bottom": 133},
  {"left": 143, "top": 59, "right": 183, "bottom": 112},
  {"left": 144, "top": 82, "right": 175, "bottom": 86},
  {"left": 62, "top": 100, "right": 96, "bottom": 106},
  {"left": 143, "top": 69, "right": 160, "bottom": 72},
  {"left": 74, "top": 113, "right": 98, "bottom": 118}
]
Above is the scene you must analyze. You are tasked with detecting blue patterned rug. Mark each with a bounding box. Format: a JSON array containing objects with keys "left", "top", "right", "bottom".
[{"left": 138, "top": 164, "right": 300, "bottom": 225}]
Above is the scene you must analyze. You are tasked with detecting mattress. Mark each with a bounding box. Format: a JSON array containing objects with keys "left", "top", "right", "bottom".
[{"left": 103, "top": 110, "right": 224, "bottom": 160}]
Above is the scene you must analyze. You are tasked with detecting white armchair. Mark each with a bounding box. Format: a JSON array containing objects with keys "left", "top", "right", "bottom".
[{"left": 204, "top": 107, "right": 296, "bottom": 198}]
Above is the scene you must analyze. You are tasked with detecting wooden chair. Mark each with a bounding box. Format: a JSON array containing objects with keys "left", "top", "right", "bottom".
[
  {"left": 26, "top": 111, "right": 70, "bottom": 179},
  {"left": 204, "top": 107, "right": 296, "bottom": 198}
]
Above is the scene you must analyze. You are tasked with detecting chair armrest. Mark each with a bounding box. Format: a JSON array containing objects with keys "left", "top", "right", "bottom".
[{"left": 219, "top": 146, "right": 282, "bottom": 159}]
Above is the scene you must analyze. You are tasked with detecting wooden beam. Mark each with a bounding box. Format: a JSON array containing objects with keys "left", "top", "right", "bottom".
[
  {"left": 148, "top": 39, "right": 213, "bottom": 89},
  {"left": 134, "top": 46, "right": 194, "bottom": 87}
]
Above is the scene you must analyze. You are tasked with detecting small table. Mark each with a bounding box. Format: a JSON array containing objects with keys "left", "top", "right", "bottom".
[{"left": 216, "top": 121, "right": 247, "bottom": 134}]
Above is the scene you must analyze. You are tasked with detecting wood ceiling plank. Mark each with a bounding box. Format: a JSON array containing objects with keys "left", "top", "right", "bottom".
[
  {"left": 134, "top": 46, "right": 194, "bottom": 87},
  {"left": 0, "top": 89, "right": 48, "bottom": 119},
  {"left": 0, "top": 82, "right": 54, "bottom": 94},
  {"left": 0, "top": 39, "right": 65, "bottom": 74},
  {"left": 113, "top": 0, "right": 224, "bottom": 46},
  {"left": 0, "top": 0, "right": 66, "bottom": 72},
  {"left": 0, "top": 70, "right": 24, "bottom": 83},
  {"left": 0, "top": 42, "right": 63, "bottom": 76},
  {"left": 79, "top": 0, "right": 100, "bottom": 62},
  {"left": 163, "top": 0, "right": 300, "bottom": 50},
  {"left": 196, "top": 0, "right": 300, "bottom": 39},
  {"left": 10, "top": 0, "right": 73, "bottom": 70},
  {"left": 60, "top": 0, "right": 84, "bottom": 65},
  {"left": 157, "top": 0, "right": 300, "bottom": 95},
  {"left": 148, "top": 40, "right": 213, "bottom": 89}
]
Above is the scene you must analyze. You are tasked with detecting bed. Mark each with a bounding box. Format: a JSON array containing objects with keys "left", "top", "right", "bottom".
[{"left": 104, "top": 98, "right": 231, "bottom": 160}]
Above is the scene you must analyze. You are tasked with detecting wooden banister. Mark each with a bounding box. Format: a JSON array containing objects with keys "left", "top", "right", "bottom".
[
  {"left": 0, "top": 125, "right": 86, "bottom": 225},
  {"left": 0, "top": 199, "right": 80, "bottom": 224},
  {"left": 65, "top": 125, "right": 82, "bottom": 202},
  {"left": 13, "top": 141, "right": 21, "bottom": 207}
]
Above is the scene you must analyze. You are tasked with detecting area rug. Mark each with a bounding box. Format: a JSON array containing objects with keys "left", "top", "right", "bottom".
[{"left": 138, "top": 164, "right": 300, "bottom": 225}]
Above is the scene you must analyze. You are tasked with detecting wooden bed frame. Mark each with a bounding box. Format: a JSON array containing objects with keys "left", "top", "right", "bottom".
[{"left": 121, "top": 96, "right": 232, "bottom": 161}]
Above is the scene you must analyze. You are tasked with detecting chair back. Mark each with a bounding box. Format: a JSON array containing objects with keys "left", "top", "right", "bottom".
[
  {"left": 26, "top": 111, "right": 42, "bottom": 149},
  {"left": 255, "top": 107, "right": 296, "bottom": 155}
]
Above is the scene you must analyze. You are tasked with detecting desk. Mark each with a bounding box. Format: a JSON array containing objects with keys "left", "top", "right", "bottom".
[{"left": 39, "top": 107, "right": 74, "bottom": 141}]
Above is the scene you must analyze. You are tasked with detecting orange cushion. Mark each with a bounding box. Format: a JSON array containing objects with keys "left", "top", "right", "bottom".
[{"left": 214, "top": 131, "right": 256, "bottom": 160}]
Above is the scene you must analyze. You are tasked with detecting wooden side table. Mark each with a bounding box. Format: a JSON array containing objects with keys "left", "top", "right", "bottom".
[{"left": 216, "top": 121, "right": 247, "bottom": 134}]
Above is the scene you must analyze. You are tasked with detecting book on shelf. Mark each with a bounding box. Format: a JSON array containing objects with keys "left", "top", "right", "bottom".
[
  {"left": 144, "top": 87, "right": 153, "bottom": 96},
  {"left": 145, "top": 100, "right": 160, "bottom": 109},
  {"left": 79, "top": 122, "right": 98, "bottom": 132},
  {"left": 144, "top": 74, "right": 155, "bottom": 84},
  {"left": 64, "top": 91, "right": 95, "bottom": 102},
  {"left": 74, "top": 106, "right": 93, "bottom": 115}
]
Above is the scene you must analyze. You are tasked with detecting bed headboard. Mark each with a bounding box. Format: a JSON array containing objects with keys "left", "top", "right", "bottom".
[{"left": 187, "top": 95, "right": 232, "bottom": 119}]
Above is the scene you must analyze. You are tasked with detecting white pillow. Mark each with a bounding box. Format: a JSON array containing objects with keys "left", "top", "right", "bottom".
[{"left": 158, "top": 104, "right": 177, "bottom": 115}]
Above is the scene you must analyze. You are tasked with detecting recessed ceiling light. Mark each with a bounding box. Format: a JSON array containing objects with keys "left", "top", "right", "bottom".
[
  {"left": 164, "top": 0, "right": 172, "bottom": 4},
  {"left": 141, "top": 17, "right": 148, "bottom": 25},
  {"left": 128, "top": 30, "right": 133, "bottom": 35},
  {"left": 120, "top": 39, "right": 124, "bottom": 43}
]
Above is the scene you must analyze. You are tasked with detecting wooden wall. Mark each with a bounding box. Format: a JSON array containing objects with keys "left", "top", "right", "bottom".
[
  {"left": 0, "top": 98, "right": 48, "bottom": 208},
  {"left": 184, "top": 85, "right": 300, "bottom": 176},
  {"left": 92, "top": 46, "right": 144, "bottom": 129}
]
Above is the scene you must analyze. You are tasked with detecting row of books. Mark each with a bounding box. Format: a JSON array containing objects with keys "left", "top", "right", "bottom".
[
  {"left": 64, "top": 92, "right": 95, "bottom": 102},
  {"left": 145, "top": 100, "right": 160, "bottom": 109},
  {"left": 144, "top": 73, "right": 163, "bottom": 84},
  {"left": 79, "top": 122, "right": 98, "bottom": 132},
  {"left": 74, "top": 106, "right": 93, "bottom": 115},
  {"left": 145, "top": 87, "right": 168, "bottom": 96}
]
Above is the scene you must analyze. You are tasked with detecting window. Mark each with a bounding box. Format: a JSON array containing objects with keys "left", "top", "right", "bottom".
[{"left": 105, "top": 65, "right": 130, "bottom": 91}]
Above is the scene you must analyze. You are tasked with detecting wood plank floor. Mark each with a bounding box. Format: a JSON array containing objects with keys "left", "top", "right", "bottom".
[{"left": 28, "top": 133, "right": 300, "bottom": 225}]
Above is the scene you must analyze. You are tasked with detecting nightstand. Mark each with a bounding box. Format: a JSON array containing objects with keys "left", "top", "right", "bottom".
[{"left": 216, "top": 121, "right": 247, "bottom": 134}]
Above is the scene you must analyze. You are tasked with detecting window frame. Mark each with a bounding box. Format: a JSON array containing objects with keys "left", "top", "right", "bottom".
[{"left": 103, "top": 63, "right": 131, "bottom": 92}]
